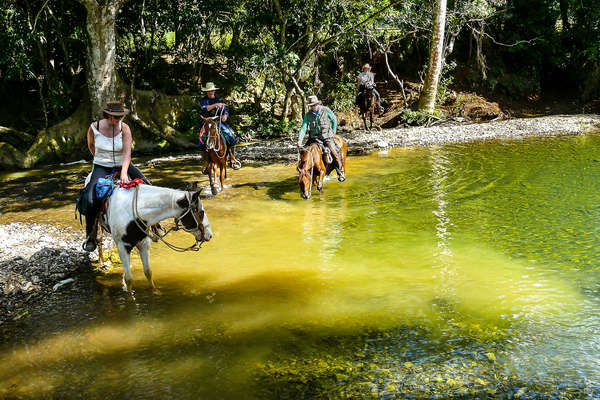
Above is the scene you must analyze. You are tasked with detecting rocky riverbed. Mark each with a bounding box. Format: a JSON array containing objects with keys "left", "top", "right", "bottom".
[
  {"left": 0, "top": 223, "right": 111, "bottom": 323},
  {"left": 1, "top": 114, "right": 599, "bottom": 323}
]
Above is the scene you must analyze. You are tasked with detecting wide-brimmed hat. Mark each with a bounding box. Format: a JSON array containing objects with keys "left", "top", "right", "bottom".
[
  {"left": 103, "top": 101, "right": 129, "bottom": 116},
  {"left": 362, "top": 63, "right": 371, "bottom": 70},
  {"left": 202, "top": 82, "right": 219, "bottom": 92},
  {"left": 307, "top": 95, "right": 321, "bottom": 106}
]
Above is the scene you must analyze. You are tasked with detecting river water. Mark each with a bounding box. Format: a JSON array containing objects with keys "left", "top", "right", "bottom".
[{"left": 1, "top": 135, "right": 599, "bottom": 398}]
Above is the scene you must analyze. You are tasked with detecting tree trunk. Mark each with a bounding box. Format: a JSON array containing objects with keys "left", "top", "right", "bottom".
[
  {"left": 79, "top": 0, "right": 125, "bottom": 119},
  {"left": 418, "top": 0, "right": 447, "bottom": 112},
  {"left": 559, "top": 0, "right": 570, "bottom": 31}
]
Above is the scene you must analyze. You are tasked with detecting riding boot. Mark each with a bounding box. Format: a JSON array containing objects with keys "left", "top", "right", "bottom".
[
  {"left": 376, "top": 97, "right": 384, "bottom": 114},
  {"left": 83, "top": 213, "right": 99, "bottom": 252},
  {"left": 229, "top": 146, "right": 241, "bottom": 170}
]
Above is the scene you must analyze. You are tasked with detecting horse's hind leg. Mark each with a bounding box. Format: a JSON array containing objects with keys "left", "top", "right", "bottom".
[
  {"left": 116, "top": 242, "right": 134, "bottom": 293},
  {"left": 137, "top": 238, "right": 160, "bottom": 295}
]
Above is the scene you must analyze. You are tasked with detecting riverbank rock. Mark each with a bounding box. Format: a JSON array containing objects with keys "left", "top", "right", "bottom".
[
  {"left": 0, "top": 247, "right": 95, "bottom": 322},
  {"left": 0, "top": 142, "right": 25, "bottom": 170}
]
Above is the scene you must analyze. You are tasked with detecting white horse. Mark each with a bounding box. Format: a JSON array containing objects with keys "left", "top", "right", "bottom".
[{"left": 103, "top": 184, "right": 212, "bottom": 293}]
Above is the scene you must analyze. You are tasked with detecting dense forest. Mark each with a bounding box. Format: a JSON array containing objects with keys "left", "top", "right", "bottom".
[{"left": 1, "top": 0, "right": 599, "bottom": 169}]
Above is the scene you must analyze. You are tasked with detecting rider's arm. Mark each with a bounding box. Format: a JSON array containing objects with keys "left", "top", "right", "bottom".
[
  {"left": 87, "top": 126, "right": 95, "bottom": 156},
  {"left": 120, "top": 123, "right": 133, "bottom": 184},
  {"left": 326, "top": 107, "right": 337, "bottom": 134},
  {"left": 298, "top": 114, "right": 309, "bottom": 145}
]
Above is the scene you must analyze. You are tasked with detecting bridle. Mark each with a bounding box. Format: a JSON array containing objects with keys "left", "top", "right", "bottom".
[{"left": 131, "top": 187, "right": 205, "bottom": 252}]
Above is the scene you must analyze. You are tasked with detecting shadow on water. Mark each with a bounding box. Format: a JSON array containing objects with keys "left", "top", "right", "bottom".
[
  {"left": 232, "top": 175, "right": 299, "bottom": 201},
  {"left": 0, "top": 173, "right": 83, "bottom": 214}
]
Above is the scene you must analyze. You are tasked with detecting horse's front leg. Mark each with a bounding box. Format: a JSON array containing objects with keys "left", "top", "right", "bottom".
[
  {"left": 137, "top": 237, "right": 160, "bottom": 295},
  {"left": 219, "top": 163, "right": 225, "bottom": 192},
  {"left": 209, "top": 163, "right": 218, "bottom": 195},
  {"left": 362, "top": 114, "right": 369, "bottom": 131},
  {"left": 316, "top": 167, "right": 325, "bottom": 193},
  {"left": 370, "top": 112, "right": 374, "bottom": 130},
  {"left": 116, "top": 241, "right": 134, "bottom": 293}
]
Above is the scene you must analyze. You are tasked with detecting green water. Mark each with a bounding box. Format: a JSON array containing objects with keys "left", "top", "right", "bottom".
[{"left": 1, "top": 135, "right": 600, "bottom": 399}]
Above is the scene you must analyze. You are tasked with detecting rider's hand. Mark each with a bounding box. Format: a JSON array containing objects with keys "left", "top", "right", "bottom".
[{"left": 120, "top": 172, "right": 130, "bottom": 184}]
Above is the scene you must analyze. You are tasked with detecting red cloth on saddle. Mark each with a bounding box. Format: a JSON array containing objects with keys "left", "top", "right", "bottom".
[
  {"left": 198, "top": 126, "right": 206, "bottom": 143},
  {"left": 116, "top": 178, "right": 145, "bottom": 189}
]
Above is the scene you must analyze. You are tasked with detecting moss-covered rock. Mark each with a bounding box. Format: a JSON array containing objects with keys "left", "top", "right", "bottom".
[
  {"left": 24, "top": 102, "right": 91, "bottom": 168},
  {"left": 0, "top": 142, "right": 25, "bottom": 170}
]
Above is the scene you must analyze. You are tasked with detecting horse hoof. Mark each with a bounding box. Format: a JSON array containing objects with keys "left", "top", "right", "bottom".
[{"left": 211, "top": 187, "right": 218, "bottom": 195}]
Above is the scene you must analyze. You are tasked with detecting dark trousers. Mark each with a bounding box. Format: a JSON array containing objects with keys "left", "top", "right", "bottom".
[
  {"left": 84, "top": 163, "right": 149, "bottom": 235},
  {"left": 306, "top": 137, "right": 344, "bottom": 172}
]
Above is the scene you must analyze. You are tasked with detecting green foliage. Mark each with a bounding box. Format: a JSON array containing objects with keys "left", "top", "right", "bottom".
[
  {"left": 330, "top": 80, "right": 357, "bottom": 112},
  {"left": 246, "top": 110, "right": 300, "bottom": 139},
  {"left": 398, "top": 108, "right": 444, "bottom": 126}
]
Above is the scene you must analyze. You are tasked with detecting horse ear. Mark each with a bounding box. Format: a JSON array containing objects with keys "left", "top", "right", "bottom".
[
  {"left": 190, "top": 181, "right": 199, "bottom": 192},
  {"left": 201, "top": 115, "right": 207, "bottom": 121},
  {"left": 192, "top": 191, "right": 200, "bottom": 202}
]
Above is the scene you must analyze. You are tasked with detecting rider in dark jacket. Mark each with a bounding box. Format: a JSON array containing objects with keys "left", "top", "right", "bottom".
[{"left": 198, "top": 82, "right": 241, "bottom": 170}]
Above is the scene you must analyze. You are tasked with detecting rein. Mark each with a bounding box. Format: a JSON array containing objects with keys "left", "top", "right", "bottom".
[{"left": 131, "top": 186, "right": 202, "bottom": 252}]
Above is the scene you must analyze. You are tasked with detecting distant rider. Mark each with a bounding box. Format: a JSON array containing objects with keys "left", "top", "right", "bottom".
[
  {"left": 356, "top": 63, "right": 384, "bottom": 113},
  {"left": 297, "top": 95, "right": 345, "bottom": 182},
  {"left": 198, "top": 82, "right": 241, "bottom": 170}
]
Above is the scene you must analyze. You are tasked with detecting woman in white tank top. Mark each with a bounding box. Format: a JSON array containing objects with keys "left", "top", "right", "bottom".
[{"left": 82, "top": 101, "right": 150, "bottom": 252}]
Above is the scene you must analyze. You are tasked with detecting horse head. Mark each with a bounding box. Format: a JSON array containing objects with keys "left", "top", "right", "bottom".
[
  {"left": 201, "top": 115, "right": 220, "bottom": 150},
  {"left": 177, "top": 190, "right": 213, "bottom": 243},
  {"left": 297, "top": 149, "right": 313, "bottom": 199}
]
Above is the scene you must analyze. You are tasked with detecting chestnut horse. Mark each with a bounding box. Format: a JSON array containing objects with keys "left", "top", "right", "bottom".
[
  {"left": 202, "top": 116, "right": 227, "bottom": 195},
  {"left": 297, "top": 135, "right": 347, "bottom": 199},
  {"left": 359, "top": 85, "right": 376, "bottom": 131}
]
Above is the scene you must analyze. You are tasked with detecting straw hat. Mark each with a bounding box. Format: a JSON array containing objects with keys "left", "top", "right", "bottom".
[
  {"left": 362, "top": 63, "right": 371, "bottom": 70},
  {"left": 307, "top": 95, "right": 321, "bottom": 106},
  {"left": 103, "top": 101, "right": 129, "bottom": 116},
  {"left": 201, "top": 82, "right": 219, "bottom": 92}
]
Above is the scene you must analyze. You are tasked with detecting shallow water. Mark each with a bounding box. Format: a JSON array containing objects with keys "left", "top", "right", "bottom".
[{"left": 1, "top": 135, "right": 600, "bottom": 398}]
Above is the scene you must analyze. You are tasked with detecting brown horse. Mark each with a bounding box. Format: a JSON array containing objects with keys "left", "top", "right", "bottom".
[
  {"left": 202, "top": 116, "right": 227, "bottom": 195},
  {"left": 359, "top": 85, "right": 376, "bottom": 131},
  {"left": 297, "top": 135, "right": 347, "bottom": 199}
]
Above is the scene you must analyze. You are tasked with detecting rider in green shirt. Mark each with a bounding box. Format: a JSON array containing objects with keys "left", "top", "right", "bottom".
[{"left": 297, "top": 95, "right": 345, "bottom": 181}]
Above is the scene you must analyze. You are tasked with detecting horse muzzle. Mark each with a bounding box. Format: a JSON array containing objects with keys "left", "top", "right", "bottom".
[
  {"left": 301, "top": 191, "right": 311, "bottom": 199},
  {"left": 195, "top": 226, "right": 213, "bottom": 243}
]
